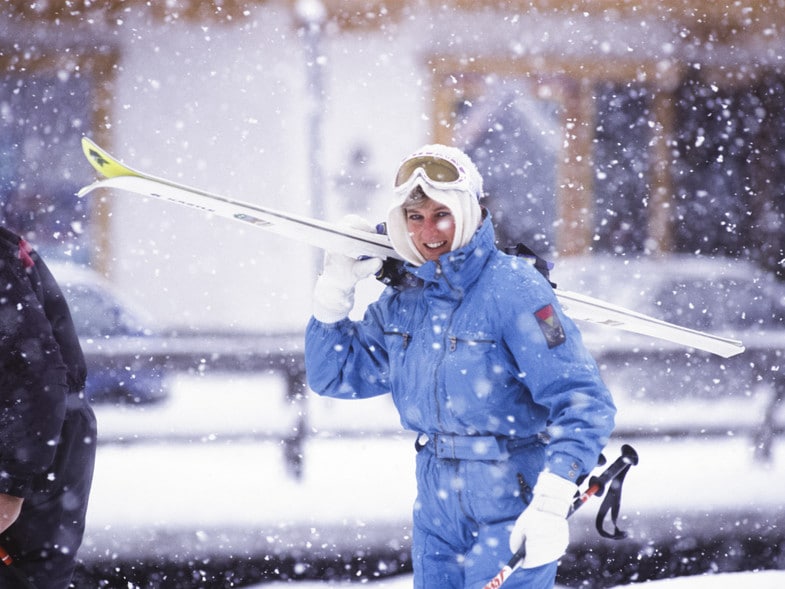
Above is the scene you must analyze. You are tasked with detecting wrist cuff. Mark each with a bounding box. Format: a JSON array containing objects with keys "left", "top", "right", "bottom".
[{"left": 531, "top": 472, "right": 577, "bottom": 517}]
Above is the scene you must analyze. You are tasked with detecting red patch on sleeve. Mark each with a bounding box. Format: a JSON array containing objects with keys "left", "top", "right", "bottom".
[{"left": 534, "top": 304, "right": 566, "bottom": 348}]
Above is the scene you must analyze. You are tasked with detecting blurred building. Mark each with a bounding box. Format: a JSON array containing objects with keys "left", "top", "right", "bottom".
[{"left": 0, "top": 0, "right": 783, "bottom": 330}]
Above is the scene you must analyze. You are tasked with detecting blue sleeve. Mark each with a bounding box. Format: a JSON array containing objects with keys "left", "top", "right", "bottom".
[
  {"left": 500, "top": 265, "right": 616, "bottom": 482},
  {"left": 305, "top": 300, "right": 392, "bottom": 400}
]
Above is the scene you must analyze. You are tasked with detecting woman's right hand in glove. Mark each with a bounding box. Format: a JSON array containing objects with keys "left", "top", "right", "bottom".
[{"left": 312, "top": 215, "right": 383, "bottom": 324}]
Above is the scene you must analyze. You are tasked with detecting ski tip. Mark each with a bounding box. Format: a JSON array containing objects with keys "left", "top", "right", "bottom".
[
  {"left": 719, "top": 340, "right": 746, "bottom": 358},
  {"left": 76, "top": 181, "right": 99, "bottom": 198},
  {"left": 81, "top": 137, "right": 139, "bottom": 179}
]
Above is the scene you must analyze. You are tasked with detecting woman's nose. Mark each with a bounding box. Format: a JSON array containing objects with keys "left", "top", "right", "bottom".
[{"left": 424, "top": 216, "right": 442, "bottom": 232}]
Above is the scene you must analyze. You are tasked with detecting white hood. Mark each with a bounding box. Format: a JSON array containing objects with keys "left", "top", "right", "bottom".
[{"left": 386, "top": 144, "right": 484, "bottom": 266}]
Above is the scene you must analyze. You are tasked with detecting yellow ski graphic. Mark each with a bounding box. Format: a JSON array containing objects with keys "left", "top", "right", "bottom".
[{"left": 81, "top": 137, "right": 142, "bottom": 179}]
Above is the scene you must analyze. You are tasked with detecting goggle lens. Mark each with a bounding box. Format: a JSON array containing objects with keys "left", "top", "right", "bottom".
[{"left": 394, "top": 156, "right": 461, "bottom": 187}]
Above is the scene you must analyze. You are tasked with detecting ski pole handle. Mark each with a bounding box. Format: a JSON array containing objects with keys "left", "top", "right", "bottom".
[
  {"left": 570, "top": 444, "right": 638, "bottom": 514},
  {"left": 482, "top": 556, "right": 519, "bottom": 589},
  {"left": 482, "top": 445, "right": 639, "bottom": 589}
]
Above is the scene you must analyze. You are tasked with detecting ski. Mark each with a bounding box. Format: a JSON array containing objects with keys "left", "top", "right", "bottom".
[{"left": 77, "top": 137, "right": 745, "bottom": 359}]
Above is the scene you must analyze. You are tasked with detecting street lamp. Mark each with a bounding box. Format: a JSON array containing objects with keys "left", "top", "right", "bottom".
[{"left": 295, "top": 0, "right": 327, "bottom": 224}]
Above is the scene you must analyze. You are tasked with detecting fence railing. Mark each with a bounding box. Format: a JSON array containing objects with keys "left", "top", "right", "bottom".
[{"left": 85, "top": 331, "right": 784, "bottom": 476}]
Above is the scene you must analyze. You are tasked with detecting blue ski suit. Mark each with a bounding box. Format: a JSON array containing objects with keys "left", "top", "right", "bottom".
[{"left": 305, "top": 217, "right": 616, "bottom": 588}]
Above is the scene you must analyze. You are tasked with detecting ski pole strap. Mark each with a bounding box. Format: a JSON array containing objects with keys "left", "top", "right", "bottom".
[
  {"left": 595, "top": 461, "right": 632, "bottom": 539},
  {"left": 584, "top": 444, "right": 638, "bottom": 539},
  {"left": 483, "top": 444, "right": 639, "bottom": 589}
]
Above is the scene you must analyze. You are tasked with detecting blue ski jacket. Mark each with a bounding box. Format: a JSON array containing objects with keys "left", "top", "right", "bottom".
[{"left": 305, "top": 216, "right": 615, "bottom": 481}]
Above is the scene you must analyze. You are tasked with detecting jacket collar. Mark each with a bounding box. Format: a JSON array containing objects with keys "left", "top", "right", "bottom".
[{"left": 409, "top": 215, "right": 495, "bottom": 296}]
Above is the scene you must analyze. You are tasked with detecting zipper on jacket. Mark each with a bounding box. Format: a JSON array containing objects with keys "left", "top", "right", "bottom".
[
  {"left": 384, "top": 331, "right": 410, "bottom": 349},
  {"left": 431, "top": 263, "right": 461, "bottom": 430},
  {"left": 449, "top": 335, "right": 495, "bottom": 352}
]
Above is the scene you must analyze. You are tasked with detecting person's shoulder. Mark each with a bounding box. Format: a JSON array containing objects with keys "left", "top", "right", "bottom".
[
  {"left": 487, "top": 248, "right": 547, "bottom": 283},
  {"left": 378, "top": 280, "right": 421, "bottom": 307},
  {"left": 0, "top": 226, "right": 21, "bottom": 261},
  {"left": 481, "top": 249, "right": 556, "bottom": 308},
  {"left": 0, "top": 225, "right": 19, "bottom": 246}
]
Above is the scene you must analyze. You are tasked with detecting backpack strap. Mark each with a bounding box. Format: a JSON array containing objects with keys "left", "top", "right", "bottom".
[
  {"left": 503, "top": 243, "right": 556, "bottom": 288},
  {"left": 377, "top": 240, "right": 558, "bottom": 291}
]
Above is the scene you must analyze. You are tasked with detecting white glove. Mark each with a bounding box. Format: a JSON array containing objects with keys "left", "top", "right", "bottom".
[
  {"left": 312, "top": 215, "right": 383, "bottom": 324},
  {"left": 509, "top": 471, "right": 576, "bottom": 569}
]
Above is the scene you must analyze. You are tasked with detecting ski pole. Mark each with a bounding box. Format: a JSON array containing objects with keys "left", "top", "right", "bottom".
[
  {"left": 0, "top": 544, "right": 39, "bottom": 589},
  {"left": 482, "top": 444, "right": 639, "bottom": 589}
]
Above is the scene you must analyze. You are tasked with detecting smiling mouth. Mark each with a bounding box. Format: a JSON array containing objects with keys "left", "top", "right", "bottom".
[{"left": 424, "top": 241, "right": 448, "bottom": 250}]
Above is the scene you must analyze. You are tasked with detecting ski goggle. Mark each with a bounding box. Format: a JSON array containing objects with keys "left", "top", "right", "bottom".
[{"left": 393, "top": 154, "right": 475, "bottom": 197}]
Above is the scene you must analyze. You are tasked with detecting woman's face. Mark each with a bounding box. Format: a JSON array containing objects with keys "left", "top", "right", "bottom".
[{"left": 405, "top": 197, "right": 456, "bottom": 262}]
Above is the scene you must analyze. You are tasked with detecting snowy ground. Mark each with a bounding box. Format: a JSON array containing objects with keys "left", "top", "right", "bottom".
[
  {"left": 259, "top": 569, "right": 785, "bottom": 588},
  {"left": 84, "top": 370, "right": 785, "bottom": 587}
]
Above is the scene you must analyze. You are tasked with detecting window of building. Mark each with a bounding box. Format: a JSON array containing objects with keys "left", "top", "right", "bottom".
[
  {"left": 592, "top": 81, "right": 653, "bottom": 255},
  {"left": 0, "top": 44, "right": 116, "bottom": 265},
  {"left": 455, "top": 82, "right": 561, "bottom": 252},
  {"left": 671, "top": 71, "right": 785, "bottom": 278},
  {"left": 0, "top": 72, "right": 94, "bottom": 261}
]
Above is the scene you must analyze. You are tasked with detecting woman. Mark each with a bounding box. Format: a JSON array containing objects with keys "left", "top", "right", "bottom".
[{"left": 305, "top": 144, "right": 615, "bottom": 589}]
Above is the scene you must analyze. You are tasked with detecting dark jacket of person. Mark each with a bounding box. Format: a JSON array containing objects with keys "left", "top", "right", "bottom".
[{"left": 0, "top": 226, "right": 87, "bottom": 498}]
